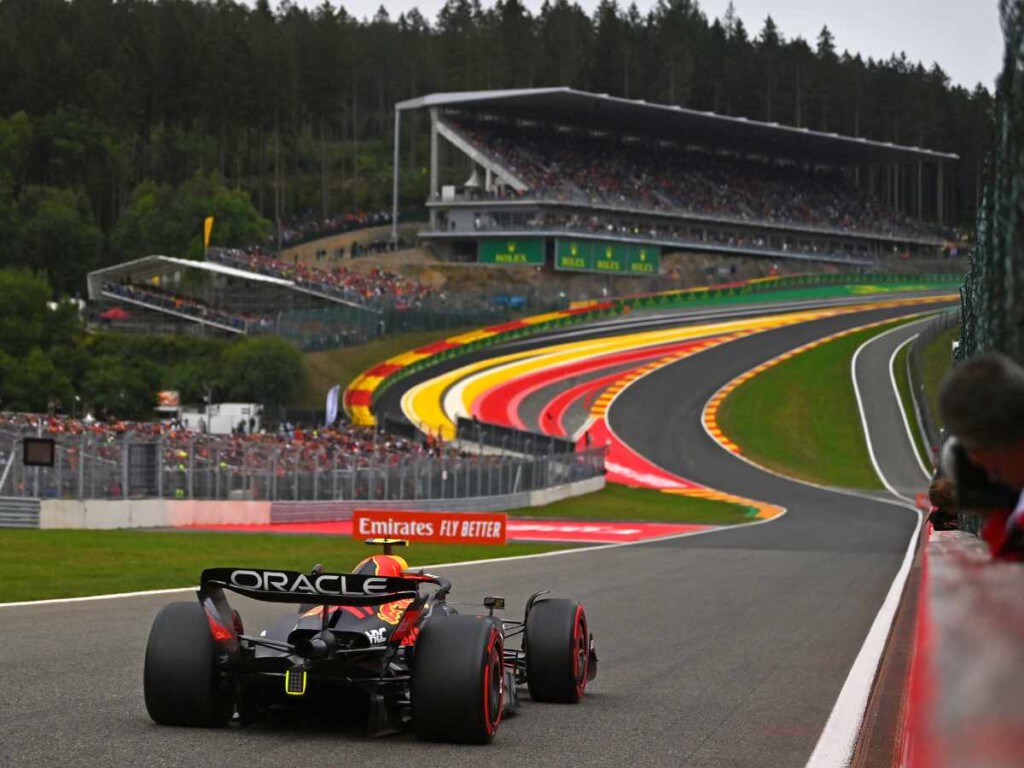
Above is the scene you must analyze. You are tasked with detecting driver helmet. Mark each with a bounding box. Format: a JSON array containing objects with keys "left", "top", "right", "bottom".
[{"left": 353, "top": 554, "right": 408, "bottom": 577}]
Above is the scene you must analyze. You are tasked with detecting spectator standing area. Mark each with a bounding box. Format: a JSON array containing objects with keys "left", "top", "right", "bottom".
[
  {"left": 392, "top": 88, "right": 958, "bottom": 269},
  {"left": 84, "top": 251, "right": 455, "bottom": 347}
]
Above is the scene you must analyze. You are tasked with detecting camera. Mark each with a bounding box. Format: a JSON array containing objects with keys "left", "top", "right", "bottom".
[{"left": 940, "top": 437, "right": 1019, "bottom": 510}]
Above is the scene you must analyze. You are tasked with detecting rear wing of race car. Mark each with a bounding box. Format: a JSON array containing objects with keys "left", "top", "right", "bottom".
[
  {"left": 199, "top": 567, "right": 422, "bottom": 607},
  {"left": 196, "top": 567, "right": 451, "bottom": 656}
]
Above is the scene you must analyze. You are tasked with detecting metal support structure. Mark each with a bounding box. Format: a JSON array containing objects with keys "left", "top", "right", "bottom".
[
  {"left": 937, "top": 161, "right": 945, "bottom": 225},
  {"left": 0, "top": 442, "right": 16, "bottom": 495},
  {"left": 391, "top": 107, "right": 401, "bottom": 243},
  {"left": 897, "top": 160, "right": 905, "bottom": 211},
  {"left": 77, "top": 434, "right": 85, "bottom": 500},
  {"left": 918, "top": 161, "right": 924, "bottom": 220},
  {"left": 429, "top": 107, "right": 439, "bottom": 229}
]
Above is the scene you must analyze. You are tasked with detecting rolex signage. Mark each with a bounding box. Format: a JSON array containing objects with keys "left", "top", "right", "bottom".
[
  {"left": 628, "top": 245, "right": 657, "bottom": 274},
  {"left": 594, "top": 243, "right": 622, "bottom": 273},
  {"left": 555, "top": 239, "right": 660, "bottom": 276},
  {"left": 555, "top": 239, "right": 593, "bottom": 271},
  {"left": 478, "top": 238, "right": 545, "bottom": 265}
]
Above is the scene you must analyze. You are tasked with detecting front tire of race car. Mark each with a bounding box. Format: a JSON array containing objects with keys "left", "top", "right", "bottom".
[
  {"left": 525, "top": 599, "right": 589, "bottom": 703},
  {"left": 411, "top": 615, "right": 503, "bottom": 744},
  {"left": 144, "top": 602, "right": 234, "bottom": 727}
]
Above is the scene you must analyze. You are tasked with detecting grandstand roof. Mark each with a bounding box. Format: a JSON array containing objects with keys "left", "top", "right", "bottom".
[
  {"left": 397, "top": 88, "right": 958, "bottom": 164},
  {"left": 86, "top": 255, "right": 293, "bottom": 301}
]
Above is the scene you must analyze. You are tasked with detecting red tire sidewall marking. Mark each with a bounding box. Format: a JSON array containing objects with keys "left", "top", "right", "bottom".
[
  {"left": 483, "top": 629, "right": 503, "bottom": 736},
  {"left": 573, "top": 604, "right": 588, "bottom": 698}
]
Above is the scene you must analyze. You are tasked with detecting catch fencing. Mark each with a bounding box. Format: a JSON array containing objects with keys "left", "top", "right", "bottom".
[
  {"left": 455, "top": 417, "right": 575, "bottom": 455},
  {"left": 0, "top": 429, "right": 605, "bottom": 503}
]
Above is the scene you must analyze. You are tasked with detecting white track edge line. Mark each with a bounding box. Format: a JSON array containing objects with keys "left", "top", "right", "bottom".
[
  {"left": 804, "top": 508, "right": 922, "bottom": 768},
  {"left": 692, "top": 316, "right": 924, "bottom": 768},
  {"left": 0, "top": 518, "right": 778, "bottom": 609},
  {"left": 851, "top": 322, "right": 922, "bottom": 505},
  {"left": 0, "top": 586, "right": 198, "bottom": 609},
  {"left": 888, "top": 334, "right": 933, "bottom": 480}
]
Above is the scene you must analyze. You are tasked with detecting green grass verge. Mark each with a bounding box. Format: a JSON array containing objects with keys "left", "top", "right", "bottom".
[
  {"left": 300, "top": 327, "right": 477, "bottom": 409},
  {"left": 516, "top": 484, "right": 755, "bottom": 524},
  {"left": 640, "top": 281, "right": 961, "bottom": 311},
  {"left": 0, "top": 486, "right": 752, "bottom": 603},
  {"left": 0, "top": 530, "right": 572, "bottom": 604},
  {"left": 893, "top": 338, "right": 932, "bottom": 470},
  {"left": 922, "top": 324, "right": 960, "bottom": 433},
  {"left": 717, "top": 319, "right": 920, "bottom": 489}
]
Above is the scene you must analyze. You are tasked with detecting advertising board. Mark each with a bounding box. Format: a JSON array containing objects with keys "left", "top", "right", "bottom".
[
  {"left": 352, "top": 509, "right": 508, "bottom": 545},
  {"left": 554, "top": 238, "right": 660, "bottom": 275},
  {"left": 478, "top": 238, "right": 545, "bottom": 265}
]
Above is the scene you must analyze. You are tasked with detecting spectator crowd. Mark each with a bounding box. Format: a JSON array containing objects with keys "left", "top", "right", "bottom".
[
  {"left": 447, "top": 118, "right": 946, "bottom": 241},
  {"left": 209, "top": 247, "right": 439, "bottom": 309},
  {"left": 276, "top": 210, "right": 394, "bottom": 248},
  {"left": 0, "top": 411, "right": 467, "bottom": 479},
  {"left": 101, "top": 282, "right": 273, "bottom": 332}
]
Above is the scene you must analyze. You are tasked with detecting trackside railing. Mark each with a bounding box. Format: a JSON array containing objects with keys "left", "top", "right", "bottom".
[{"left": 0, "top": 429, "right": 605, "bottom": 503}]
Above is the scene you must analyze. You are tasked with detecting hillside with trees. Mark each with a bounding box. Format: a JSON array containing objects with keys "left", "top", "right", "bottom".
[
  {"left": 0, "top": 0, "right": 994, "bottom": 295},
  {"left": 0, "top": 267, "right": 307, "bottom": 418}
]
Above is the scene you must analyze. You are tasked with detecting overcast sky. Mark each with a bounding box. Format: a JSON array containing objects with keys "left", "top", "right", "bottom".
[{"left": 264, "top": 0, "right": 1002, "bottom": 91}]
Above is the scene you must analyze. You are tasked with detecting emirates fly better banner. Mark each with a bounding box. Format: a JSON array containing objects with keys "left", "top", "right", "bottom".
[{"left": 353, "top": 510, "right": 508, "bottom": 545}]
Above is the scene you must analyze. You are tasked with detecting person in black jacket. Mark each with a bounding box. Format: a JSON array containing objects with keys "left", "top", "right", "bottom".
[{"left": 927, "top": 476, "right": 959, "bottom": 530}]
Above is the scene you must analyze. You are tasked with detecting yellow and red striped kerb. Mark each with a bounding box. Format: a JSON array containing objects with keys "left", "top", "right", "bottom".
[{"left": 343, "top": 303, "right": 617, "bottom": 427}]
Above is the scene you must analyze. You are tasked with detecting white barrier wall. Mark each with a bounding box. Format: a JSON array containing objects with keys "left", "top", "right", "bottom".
[
  {"left": 529, "top": 476, "right": 604, "bottom": 506},
  {"left": 40, "top": 499, "right": 271, "bottom": 529},
  {"left": 37, "top": 477, "right": 603, "bottom": 530},
  {"left": 166, "top": 500, "right": 271, "bottom": 526}
]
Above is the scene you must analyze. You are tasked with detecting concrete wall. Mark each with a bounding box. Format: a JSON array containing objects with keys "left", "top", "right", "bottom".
[
  {"left": 40, "top": 499, "right": 271, "bottom": 529},
  {"left": 272, "top": 476, "right": 605, "bottom": 523},
  {"left": 36, "top": 475, "right": 603, "bottom": 529},
  {"left": 904, "top": 530, "right": 1024, "bottom": 766}
]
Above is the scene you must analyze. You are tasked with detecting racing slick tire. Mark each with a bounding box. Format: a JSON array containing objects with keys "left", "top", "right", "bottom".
[
  {"left": 411, "top": 615, "right": 504, "bottom": 744},
  {"left": 525, "top": 599, "right": 589, "bottom": 703},
  {"left": 144, "top": 602, "right": 234, "bottom": 727}
]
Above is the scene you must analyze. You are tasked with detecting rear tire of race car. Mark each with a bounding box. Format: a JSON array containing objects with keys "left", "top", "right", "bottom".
[
  {"left": 411, "top": 615, "right": 504, "bottom": 744},
  {"left": 144, "top": 602, "right": 234, "bottom": 727},
  {"left": 525, "top": 599, "right": 589, "bottom": 703}
]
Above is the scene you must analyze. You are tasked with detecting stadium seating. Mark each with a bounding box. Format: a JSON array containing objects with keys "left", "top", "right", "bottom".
[
  {"left": 101, "top": 282, "right": 271, "bottom": 332},
  {"left": 208, "top": 248, "right": 439, "bottom": 309},
  {"left": 448, "top": 119, "right": 941, "bottom": 240}
]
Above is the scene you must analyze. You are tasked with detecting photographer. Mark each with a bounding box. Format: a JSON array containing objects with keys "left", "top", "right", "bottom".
[{"left": 939, "top": 352, "right": 1024, "bottom": 558}]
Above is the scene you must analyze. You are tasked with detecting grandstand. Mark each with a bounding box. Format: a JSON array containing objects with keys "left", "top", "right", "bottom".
[
  {"left": 85, "top": 251, "right": 499, "bottom": 347},
  {"left": 85, "top": 254, "right": 348, "bottom": 337},
  {"left": 391, "top": 88, "right": 959, "bottom": 270},
  {"left": 86, "top": 250, "right": 445, "bottom": 342}
]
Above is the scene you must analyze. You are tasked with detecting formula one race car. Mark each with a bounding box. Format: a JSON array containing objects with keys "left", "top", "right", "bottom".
[{"left": 143, "top": 539, "right": 596, "bottom": 743}]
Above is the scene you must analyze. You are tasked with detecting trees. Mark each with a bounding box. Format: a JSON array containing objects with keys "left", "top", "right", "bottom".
[
  {"left": 0, "top": 268, "right": 79, "bottom": 412},
  {"left": 537, "top": 0, "right": 592, "bottom": 87},
  {"left": 756, "top": 15, "right": 783, "bottom": 122},
  {"left": 112, "top": 172, "right": 270, "bottom": 261},
  {"left": 15, "top": 185, "right": 103, "bottom": 293},
  {"left": 0, "top": 0, "right": 996, "bottom": 293},
  {"left": 0, "top": 265, "right": 307, "bottom": 418},
  {"left": 220, "top": 336, "right": 308, "bottom": 412}
]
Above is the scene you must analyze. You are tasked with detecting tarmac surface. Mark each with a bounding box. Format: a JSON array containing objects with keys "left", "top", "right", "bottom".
[
  {"left": 850, "top": 318, "right": 934, "bottom": 500},
  {"left": 0, "top": 297, "right": 952, "bottom": 767}
]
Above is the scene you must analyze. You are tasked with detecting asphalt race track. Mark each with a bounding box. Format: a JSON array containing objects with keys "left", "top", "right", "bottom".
[
  {"left": 851, "top": 318, "right": 935, "bottom": 500},
  {"left": 0, "top": 299, "right": 951, "bottom": 767}
]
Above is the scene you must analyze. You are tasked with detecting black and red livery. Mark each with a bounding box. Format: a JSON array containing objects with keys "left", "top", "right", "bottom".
[{"left": 143, "top": 540, "right": 597, "bottom": 744}]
